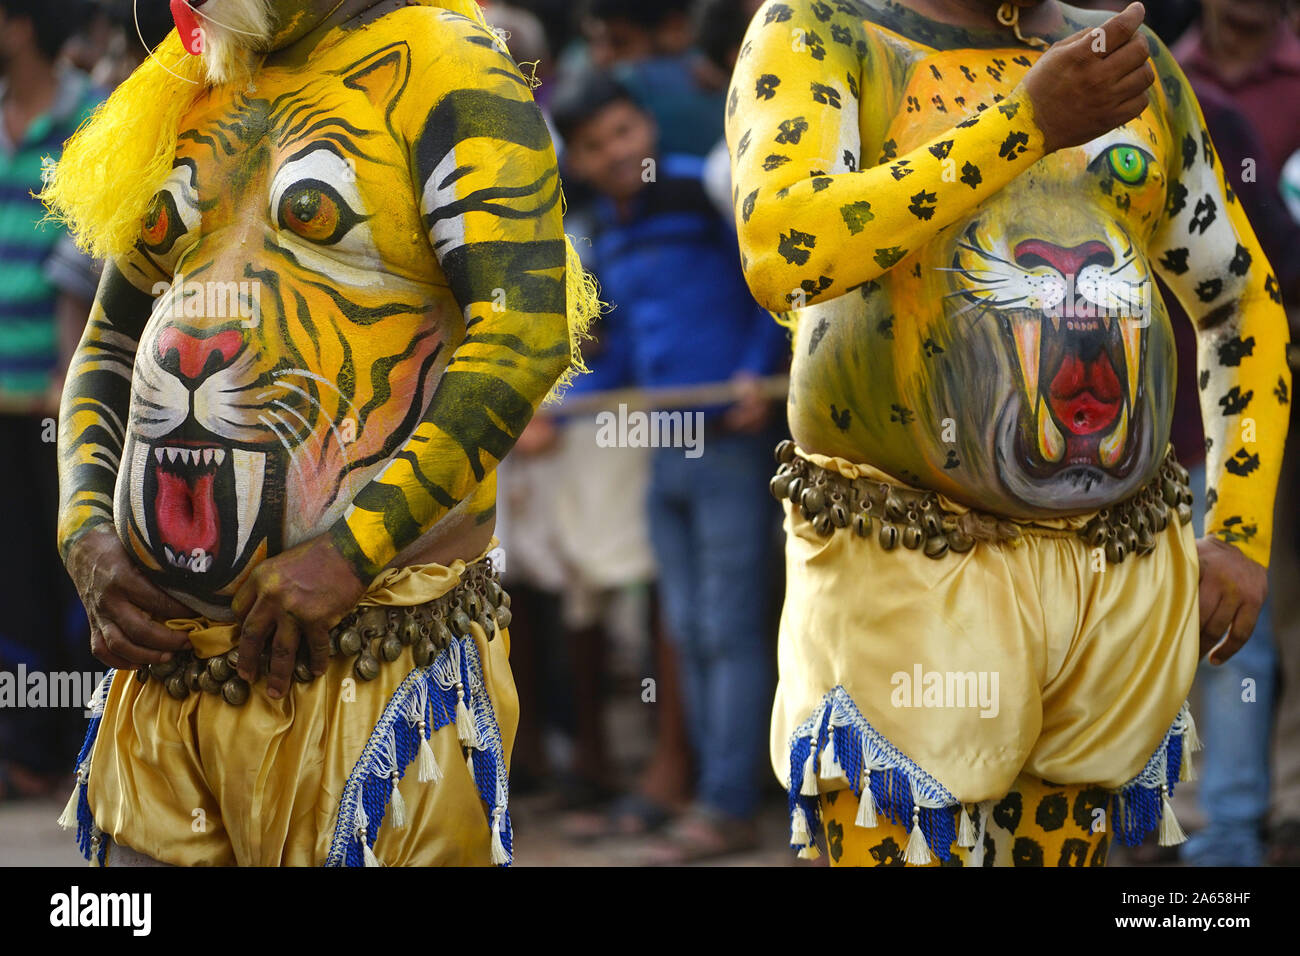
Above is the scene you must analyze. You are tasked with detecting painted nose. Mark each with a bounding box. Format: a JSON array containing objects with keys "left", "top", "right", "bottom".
[
  {"left": 156, "top": 327, "right": 244, "bottom": 382},
  {"left": 1013, "top": 239, "right": 1114, "bottom": 277}
]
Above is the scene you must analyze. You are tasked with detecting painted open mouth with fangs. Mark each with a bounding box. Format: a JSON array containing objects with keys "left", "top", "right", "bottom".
[
  {"left": 129, "top": 436, "right": 269, "bottom": 581},
  {"left": 1004, "top": 306, "right": 1145, "bottom": 479}
]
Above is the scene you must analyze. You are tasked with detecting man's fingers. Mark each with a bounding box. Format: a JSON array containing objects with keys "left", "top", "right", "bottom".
[
  {"left": 118, "top": 564, "right": 197, "bottom": 621},
  {"left": 100, "top": 620, "right": 168, "bottom": 667},
  {"left": 1113, "top": 91, "right": 1152, "bottom": 125},
  {"left": 1211, "top": 601, "right": 1262, "bottom": 666},
  {"left": 110, "top": 601, "right": 191, "bottom": 652},
  {"left": 1097, "top": 2, "right": 1147, "bottom": 55},
  {"left": 90, "top": 626, "right": 136, "bottom": 670},
  {"left": 1111, "top": 61, "right": 1155, "bottom": 101},
  {"left": 1104, "top": 34, "right": 1152, "bottom": 77},
  {"left": 265, "top": 616, "right": 300, "bottom": 700},
  {"left": 1202, "top": 596, "right": 1236, "bottom": 660},
  {"left": 237, "top": 596, "right": 276, "bottom": 681},
  {"left": 305, "top": 622, "right": 332, "bottom": 677}
]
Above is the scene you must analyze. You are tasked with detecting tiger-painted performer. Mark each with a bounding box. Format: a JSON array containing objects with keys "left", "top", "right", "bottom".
[
  {"left": 40, "top": 0, "right": 597, "bottom": 866},
  {"left": 728, "top": 0, "right": 1291, "bottom": 866}
]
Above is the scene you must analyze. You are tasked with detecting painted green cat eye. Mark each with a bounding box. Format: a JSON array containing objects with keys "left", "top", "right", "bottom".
[{"left": 1107, "top": 145, "right": 1148, "bottom": 185}]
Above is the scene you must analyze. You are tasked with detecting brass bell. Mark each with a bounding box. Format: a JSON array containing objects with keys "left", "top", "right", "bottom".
[
  {"left": 878, "top": 522, "right": 899, "bottom": 550},
  {"left": 1136, "top": 526, "right": 1156, "bottom": 553},
  {"left": 801, "top": 486, "right": 826, "bottom": 514},
  {"left": 413, "top": 637, "right": 435, "bottom": 667},
  {"left": 1151, "top": 503, "right": 1169, "bottom": 532},
  {"left": 380, "top": 634, "right": 402, "bottom": 662},
  {"left": 812, "top": 510, "right": 834, "bottom": 536},
  {"left": 884, "top": 491, "right": 907, "bottom": 521},
  {"left": 452, "top": 608, "right": 473, "bottom": 635},
  {"left": 184, "top": 659, "right": 203, "bottom": 692},
  {"left": 923, "top": 535, "right": 949, "bottom": 558},
  {"left": 830, "top": 503, "right": 849, "bottom": 528},
  {"left": 1118, "top": 525, "right": 1138, "bottom": 552},
  {"left": 135, "top": 667, "right": 147, "bottom": 684},
  {"left": 1176, "top": 502, "right": 1193, "bottom": 525},
  {"left": 1083, "top": 517, "right": 1108, "bottom": 548},
  {"left": 198, "top": 671, "right": 222, "bottom": 695},
  {"left": 499, "top": 588, "right": 511, "bottom": 610},
  {"left": 432, "top": 619, "right": 455, "bottom": 647},
  {"left": 852, "top": 512, "right": 872, "bottom": 537},
  {"left": 769, "top": 474, "right": 791, "bottom": 500},
  {"left": 921, "top": 511, "right": 943, "bottom": 537},
  {"left": 150, "top": 659, "right": 180, "bottom": 681},
  {"left": 487, "top": 580, "right": 504, "bottom": 606},
  {"left": 1162, "top": 478, "right": 1180, "bottom": 507},
  {"left": 1105, "top": 538, "right": 1127, "bottom": 563},
  {"left": 775, "top": 439, "right": 796, "bottom": 464},
  {"left": 401, "top": 617, "right": 421, "bottom": 645},
  {"left": 947, "top": 531, "right": 974, "bottom": 553},
  {"left": 222, "top": 678, "right": 249, "bottom": 706},
  {"left": 355, "top": 653, "right": 381, "bottom": 681},
  {"left": 166, "top": 674, "right": 189, "bottom": 700},
  {"left": 466, "top": 591, "right": 483, "bottom": 618},
  {"left": 902, "top": 524, "right": 923, "bottom": 549},
  {"left": 293, "top": 661, "right": 314, "bottom": 683},
  {"left": 150, "top": 657, "right": 181, "bottom": 679},
  {"left": 338, "top": 627, "right": 363, "bottom": 657},
  {"left": 786, "top": 477, "right": 804, "bottom": 502},
  {"left": 494, "top": 606, "right": 512, "bottom": 631},
  {"left": 207, "top": 656, "right": 232, "bottom": 682},
  {"left": 1172, "top": 461, "right": 1190, "bottom": 485}
]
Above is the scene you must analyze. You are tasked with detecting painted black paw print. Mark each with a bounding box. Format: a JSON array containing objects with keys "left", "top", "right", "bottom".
[
  {"left": 889, "top": 403, "right": 914, "bottom": 426},
  {"left": 826, "top": 818, "right": 844, "bottom": 862},
  {"left": 1189, "top": 194, "right": 1217, "bottom": 235},
  {"left": 1265, "top": 274, "right": 1281, "bottom": 303},
  {"left": 876, "top": 314, "right": 894, "bottom": 338},
  {"left": 1160, "top": 247, "right": 1189, "bottom": 275},
  {"left": 943, "top": 450, "right": 960, "bottom": 469},
  {"left": 930, "top": 94, "right": 947, "bottom": 113},
  {"left": 889, "top": 160, "right": 913, "bottom": 181},
  {"left": 840, "top": 200, "right": 875, "bottom": 234},
  {"left": 905, "top": 95, "right": 921, "bottom": 113},
  {"left": 1229, "top": 243, "right": 1251, "bottom": 276},
  {"left": 1182, "top": 133, "right": 1197, "bottom": 170},
  {"left": 763, "top": 3, "right": 792, "bottom": 24},
  {"left": 762, "top": 153, "right": 790, "bottom": 171},
  {"left": 803, "top": 29, "right": 826, "bottom": 60},
  {"left": 811, "top": 82, "right": 841, "bottom": 108},
  {"left": 1276, "top": 375, "right": 1290, "bottom": 404},
  {"left": 869, "top": 836, "right": 904, "bottom": 866},
  {"left": 830, "top": 404, "right": 852, "bottom": 431},
  {"left": 997, "top": 99, "right": 1021, "bottom": 120},
  {"left": 1166, "top": 181, "right": 1188, "bottom": 217},
  {"left": 808, "top": 317, "right": 829, "bottom": 355},
  {"left": 873, "top": 246, "right": 906, "bottom": 269},
  {"left": 755, "top": 74, "right": 780, "bottom": 100},
  {"left": 1217, "top": 335, "right": 1255, "bottom": 367},
  {"left": 776, "top": 117, "right": 809, "bottom": 145},
  {"left": 778, "top": 229, "right": 816, "bottom": 266},
  {"left": 999, "top": 131, "right": 1029, "bottom": 161},
  {"left": 1218, "top": 386, "right": 1253, "bottom": 415},
  {"left": 929, "top": 139, "right": 953, "bottom": 160},
  {"left": 922, "top": 336, "right": 944, "bottom": 356},
  {"left": 960, "top": 161, "right": 983, "bottom": 189},
  {"left": 1225, "top": 449, "right": 1260, "bottom": 477},
  {"left": 908, "top": 190, "right": 938, "bottom": 221}
]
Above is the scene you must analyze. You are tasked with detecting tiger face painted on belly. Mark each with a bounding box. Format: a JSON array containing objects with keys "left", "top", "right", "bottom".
[
  {"left": 730, "top": 0, "right": 1289, "bottom": 547},
  {"left": 55, "top": 5, "right": 583, "bottom": 616}
]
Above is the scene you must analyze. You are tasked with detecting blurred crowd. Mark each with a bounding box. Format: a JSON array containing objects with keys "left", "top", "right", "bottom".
[{"left": 0, "top": 0, "right": 1297, "bottom": 866}]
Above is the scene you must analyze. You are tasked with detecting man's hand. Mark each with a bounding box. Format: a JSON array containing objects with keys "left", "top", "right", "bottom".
[
  {"left": 231, "top": 535, "right": 367, "bottom": 699},
  {"left": 1021, "top": 2, "right": 1155, "bottom": 154},
  {"left": 66, "top": 524, "right": 196, "bottom": 669},
  {"left": 723, "top": 372, "right": 774, "bottom": 434},
  {"left": 1197, "top": 536, "right": 1268, "bottom": 665}
]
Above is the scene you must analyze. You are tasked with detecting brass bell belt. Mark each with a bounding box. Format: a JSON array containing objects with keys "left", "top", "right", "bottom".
[
  {"left": 134, "top": 560, "right": 512, "bottom": 706},
  {"left": 769, "top": 440, "right": 1194, "bottom": 563}
]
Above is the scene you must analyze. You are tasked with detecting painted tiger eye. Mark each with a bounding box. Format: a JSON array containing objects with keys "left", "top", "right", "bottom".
[{"left": 1108, "top": 145, "right": 1148, "bottom": 185}]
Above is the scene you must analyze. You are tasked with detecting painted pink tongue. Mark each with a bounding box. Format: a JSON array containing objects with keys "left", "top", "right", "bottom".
[
  {"left": 171, "top": 0, "right": 205, "bottom": 55},
  {"left": 157, "top": 468, "right": 219, "bottom": 556}
]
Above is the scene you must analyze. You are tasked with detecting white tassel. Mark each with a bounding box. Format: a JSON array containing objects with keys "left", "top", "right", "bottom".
[
  {"left": 57, "top": 769, "right": 84, "bottom": 830},
  {"left": 903, "top": 808, "right": 932, "bottom": 865},
  {"left": 958, "top": 804, "right": 977, "bottom": 847},
  {"left": 799, "top": 743, "right": 819, "bottom": 796},
  {"left": 819, "top": 729, "right": 844, "bottom": 781},
  {"left": 797, "top": 844, "right": 821, "bottom": 860},
  {"left": 854, "top": 770, "right": 878, "bottom": 829},
  {"left": 490, "top": 809, "right": 509, "bottom": 865},
  {"left": 466, "top": 749, "right": 475, "bottom": 779},
  {"left": 363, "top": 841, "right": 382, "bottom": 867},
  {"left": 417, "top": 724, "right": 442, "bottom": 784},
  {"left": 389, "top": 774, "right": 407, "bottom": 829},
  {"left": 1183, "top": 710, "right": 1202, "bottom": 753},
  {"left": 89, "top": 829, "right": 102, "bottom": 868},
  {"left": 455, "top": 684, "right": 478, "bottom": 748},
  {"left": 1179, "top": 748, "right": 1197, "bottom": 783},
  {"left": 1158, "top": 787, "right": 1187, "bottom": 846},
  {"left": 790, "top": 805, "right": 812, "bottom": 846}
]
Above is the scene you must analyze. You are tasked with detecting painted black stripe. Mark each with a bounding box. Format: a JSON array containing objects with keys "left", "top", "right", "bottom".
[
  {"left": 424, "top": 169, "right": 560, "bottom": 225},
  {"left": 414, "top": 89, "right": 552, "bottom": 174},
  {"left": 439, "top": 240, "right": 565, "bottom": 314}
]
